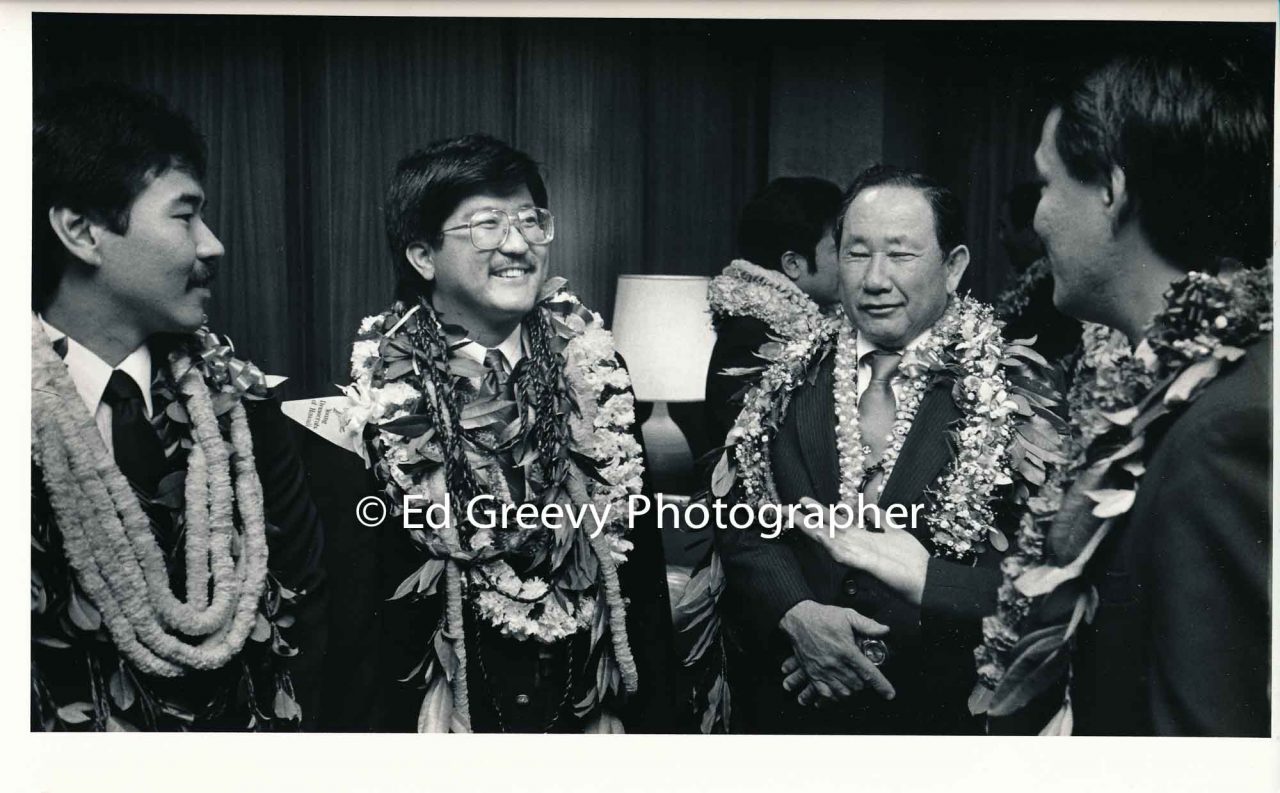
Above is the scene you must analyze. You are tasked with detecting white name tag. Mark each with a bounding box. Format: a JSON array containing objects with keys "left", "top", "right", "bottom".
[{"left": 281, "top": 396, "right": 368, "bottom": 467}]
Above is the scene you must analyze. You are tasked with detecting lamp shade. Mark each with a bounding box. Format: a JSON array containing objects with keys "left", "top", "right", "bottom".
[{"left": 611, "top": 275, "right": 715, "bottom": 402}]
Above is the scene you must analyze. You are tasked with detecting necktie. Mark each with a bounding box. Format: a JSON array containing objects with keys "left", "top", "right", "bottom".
[
  {"left": 858, "top": 350, "right": 901, "bottom": 498},
  {"left": 483, "top": 348, "right": 511, "bottom": 396},
  {"left": 101, "top": 370, "right": 167, "bottom": 495}
]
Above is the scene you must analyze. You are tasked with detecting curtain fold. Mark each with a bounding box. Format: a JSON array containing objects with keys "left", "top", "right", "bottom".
[
  {"left": 297, "top": 17, "right": 513, "bottom": 396},
  {"left": 513, "top": 21, "right": 646, "bottom": 322}
]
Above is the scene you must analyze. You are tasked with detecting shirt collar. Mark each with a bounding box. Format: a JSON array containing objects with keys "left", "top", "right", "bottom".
[
  {"left": 38, "top": 316, "right": 154, "bottom": 418},
  {"left": 455, "top": 322, "right": 526, "bottom": 368},
  {"left": 855, "top": 327, "right": 931, "bottom": 363}
]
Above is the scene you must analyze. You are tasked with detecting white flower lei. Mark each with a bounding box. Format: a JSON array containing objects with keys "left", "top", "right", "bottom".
[
  {"left": 707, "top": 259, "right": 830, "bottom": 341},
  {"left": 343, "top": 291, "right": 643, "bottom": 643},
  {"left": 30, "top": 316, "right": 270, "bottom": 677},
  {"left": 722, "top": 314, "right": 844, "bottom": 508},
  {"left": 724, "top": 295, "right": 1039, "bottom": 560}
]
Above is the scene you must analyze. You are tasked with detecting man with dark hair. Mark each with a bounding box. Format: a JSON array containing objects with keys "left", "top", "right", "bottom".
[
  {"left": 974, "top": 53, "right": 1271, "bottom": 736},
  {"left": 714, "top": 164, "right": 1060, "bottom": 733},
  {"left": 337, "top": 133, "right": 676, "bottom": 732},
  {"left": 30, "top": 83, "right": 326, "bottom": 731},
  {"left": 704, "top": 176, "right": 843, "bottom": 443},
  {"left": 384, "top": 133, "right": 550, "bottom": 314}
]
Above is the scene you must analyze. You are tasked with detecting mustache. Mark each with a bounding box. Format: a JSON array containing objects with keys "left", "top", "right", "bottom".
[
  {"left": 489, "top": 256, "right": 537, "bottom": 274},
  {"left": 186, "top": 263, "right": 217, "bottom": 289}
]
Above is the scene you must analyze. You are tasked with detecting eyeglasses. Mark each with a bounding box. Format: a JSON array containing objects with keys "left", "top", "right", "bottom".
[{"left": 441, "top": 207, "right": 555, "bottom": 251}]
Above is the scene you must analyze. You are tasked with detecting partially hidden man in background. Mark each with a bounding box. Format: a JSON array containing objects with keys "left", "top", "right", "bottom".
[
  {"left": 973, "top": 52, "right": 1272, "bottom": 736},
  {"left": 714, "top": 165, "right": 1063, "bottom": 733},
  {"left": 704, "top": 176, "right": 844, "bottom": 443},
  {"left": 334, "top": 134, "right": 677, "bottom": 732},
  {"left": 31, "top": 84, "right": 326, "bottom": 731},
  {"left": 991, "top": 181, "right": 1082, "bottom": 371}
]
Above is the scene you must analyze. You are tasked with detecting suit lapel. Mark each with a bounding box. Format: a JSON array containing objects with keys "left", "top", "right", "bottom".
[
  {"left": 878, "top": 381, "right": 962, "bottom": 540},
  {"left": 787, "top": 355, "right": 840, "bottom": 505}
]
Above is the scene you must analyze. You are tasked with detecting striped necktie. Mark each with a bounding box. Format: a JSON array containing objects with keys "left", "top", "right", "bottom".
[{"left": 858, "top": 350, "right": 901, "bottom": 498}]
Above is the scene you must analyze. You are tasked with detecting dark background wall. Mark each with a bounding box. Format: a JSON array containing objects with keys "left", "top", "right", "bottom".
[{"left": 33, "top": 14, "right": 1274, "bottom": 399}]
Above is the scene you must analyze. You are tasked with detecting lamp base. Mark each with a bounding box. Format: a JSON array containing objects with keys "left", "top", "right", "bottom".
[{"left": 639, "top": 401, "right": 694, "bottom": 494}]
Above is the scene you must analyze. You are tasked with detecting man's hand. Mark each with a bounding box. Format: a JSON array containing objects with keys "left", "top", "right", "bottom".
[
  {"left": 778, "top": 600, "right": 895, "bottom": 707},
  {"left": 795, "top": 496, "right": 930, "bottom": 606}
]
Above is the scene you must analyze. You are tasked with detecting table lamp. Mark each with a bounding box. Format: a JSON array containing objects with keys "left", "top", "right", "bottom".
[{"left": 611, "top": 275, "right": 716, "bottom": 491}]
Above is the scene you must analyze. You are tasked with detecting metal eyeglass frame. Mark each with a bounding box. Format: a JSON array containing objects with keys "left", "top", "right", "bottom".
[{"left": 440, "top": 207, "right": 556, "bottom": 251}]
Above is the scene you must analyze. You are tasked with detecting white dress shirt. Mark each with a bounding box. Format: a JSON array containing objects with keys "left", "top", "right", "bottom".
[
  {"left": 39, "top": 316, "right": 153, "bottom": 456},
  {"left": 454, "top": 323, "right": 526, "bottom": 369}
]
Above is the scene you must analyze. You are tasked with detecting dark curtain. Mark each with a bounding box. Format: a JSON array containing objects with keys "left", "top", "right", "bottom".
[
  {"left": 295, "top": 17, "right": 515, "bottom": 398},
  {"left": 929, "top": 43, "right": 1048, "bottom": 301},
  {"left": 909, "top": 21, "right": 1276, "bottom": 301},
  {"left": 514, "top": 21, "right": 648, "bottom": 320}
]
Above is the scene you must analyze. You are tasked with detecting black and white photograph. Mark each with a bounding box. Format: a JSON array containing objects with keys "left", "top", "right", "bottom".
[{"left": 15, "top": 2, "right": 1277, "bottom": 791}]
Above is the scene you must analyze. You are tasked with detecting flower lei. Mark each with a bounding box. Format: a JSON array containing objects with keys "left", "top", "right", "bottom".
[
  {"left": 716, "top": 294, "right": 1060, "bottom": 559},
  {"left": 707, "top": 259, "right": 831, "bottom": 341},
  {"left": 714, "top": 313, "right": 844, "bottom": 507},
  {"left": 970, "top": 264, "right": 1273, "bottom": 733},
  {"left": 31, "top": 317, "right": 301, "bottom": 730},
  {"left": 342, "top": 278, "right": 644, "bottom": 732},
  {"left": 993, "top": 257, "right": 1051, "bottom": 321}
]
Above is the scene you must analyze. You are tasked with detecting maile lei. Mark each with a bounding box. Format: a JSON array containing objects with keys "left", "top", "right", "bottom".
[
  {"left": 676, "top": 294, "right": 1065, "bottom": 731},
  {"left": 707, "top": 259, "right": 832, "bottom": 342},
  {"left": 31, "top": 316, "right": 302, "bottom": 731},
  {"left": 970, "top": 264, "right": 1273, "bottom": 733},
  {"left": 342, "top": 277, "right": 643, "bottom": 732}
]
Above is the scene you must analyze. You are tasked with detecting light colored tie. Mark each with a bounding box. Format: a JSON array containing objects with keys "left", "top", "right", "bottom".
[{"left": 858, "top": 350, "right": 901, "bottom": 499}]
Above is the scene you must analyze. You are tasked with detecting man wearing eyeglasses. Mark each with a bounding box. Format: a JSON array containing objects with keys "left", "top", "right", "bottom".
[
  {"left": 320, "top": 134, "right": 676, "bottom": 733},
  {"left": 396, "top": 144, "right": 556, "bottom": 349}
]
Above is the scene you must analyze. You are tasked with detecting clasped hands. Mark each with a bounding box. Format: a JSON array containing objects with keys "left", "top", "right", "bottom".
[
  {"left": 779, "top": 600, "right": 894, "bottom": 707},
  {"left": 778, "top": 497, "right": 932, "bottom": 708}
]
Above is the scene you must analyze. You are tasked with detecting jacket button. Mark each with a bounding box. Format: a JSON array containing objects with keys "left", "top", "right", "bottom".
[
  {"left": 842, "top": 580, "right": 858, "bottom": 597},
  {"left": 514, "top": 694, "right": 531, "bottom": 706}
]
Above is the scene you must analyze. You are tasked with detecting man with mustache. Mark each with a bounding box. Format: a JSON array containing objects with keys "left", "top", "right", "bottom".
[
  {"left": 340, "top": 134, "right": 676, "bottom": 732},
  {"left": 31, "top": 84, "right": 326, "bottom": 730},
  {"left": 716, "top": 165, "right": 1060, "bottom": 733}
]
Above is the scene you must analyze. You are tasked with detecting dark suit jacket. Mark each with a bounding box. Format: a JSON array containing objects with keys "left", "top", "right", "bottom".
[
  {"left": 705, "top": 315, "right": 773, "bottom": 445},
  {"left": 716, "top": 353, "right": 1008, "bottom": 734},
  {"left": 1069, "top": 338, "right": 1271, "bottom": 736}
]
